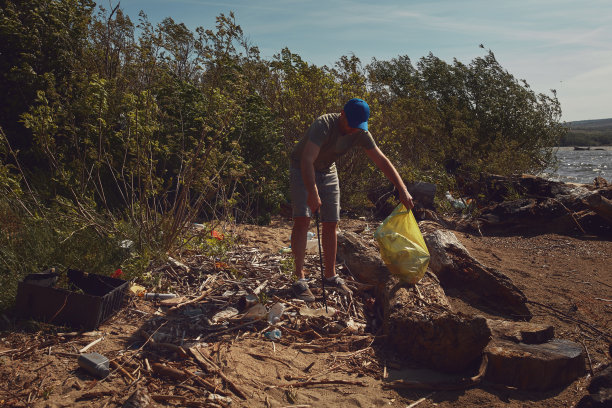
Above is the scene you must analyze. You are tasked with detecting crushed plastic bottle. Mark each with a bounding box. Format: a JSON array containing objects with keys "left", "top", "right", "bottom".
[
  {"left": 267, "top": 302, "right": 285, "bottom": 324},
  {"left": 445, "top": 191, "right": 467, "bottom": 210},
  {"left": 305, "top": 238, "right": 317, "bottom": 253},
  {"left": 306, "top": 231, "right": 318, "bottom": 253},
  {"left": 264, "top": 328, "right": 282, "bottom": 340}
]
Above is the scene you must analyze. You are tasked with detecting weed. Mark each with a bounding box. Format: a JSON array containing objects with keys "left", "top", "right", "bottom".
[
  {"left": 41, "top": 386, "right": 53, "bottom": 400},
  {"left": 280, "top": 256, "right": 295, "bottom": 280},
  {"left": 257, "top": 291, "right": 269, "bottom": 305}
]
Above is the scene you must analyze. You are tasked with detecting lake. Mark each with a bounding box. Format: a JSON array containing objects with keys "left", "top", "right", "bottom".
[{"left": 541, "top": 146, "right": 611, "bottom": 184}]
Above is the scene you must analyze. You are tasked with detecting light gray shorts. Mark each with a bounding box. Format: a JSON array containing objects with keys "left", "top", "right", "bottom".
[{"left": 290, "top": 167, "right": 340, "bottom": 222}]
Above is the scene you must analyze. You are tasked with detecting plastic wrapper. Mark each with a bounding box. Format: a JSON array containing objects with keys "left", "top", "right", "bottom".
[{"left": 374, "top": 204, "right": 430, "bottom": 284}]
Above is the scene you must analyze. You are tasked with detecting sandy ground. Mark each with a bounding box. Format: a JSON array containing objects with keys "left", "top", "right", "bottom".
[{"left": 0, "top": 216, "right": 610, "bottom": 407}]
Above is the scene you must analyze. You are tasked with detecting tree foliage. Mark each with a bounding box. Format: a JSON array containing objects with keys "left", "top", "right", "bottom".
[{"left": 0, "top": 1, "right": 566, "bottom": 293}]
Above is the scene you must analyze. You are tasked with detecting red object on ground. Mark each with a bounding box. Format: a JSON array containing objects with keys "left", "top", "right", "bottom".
[
  {"left": 111, "top": 269, "right": 123, "bottom": 279},
  {"left": 211, "top": 230, "right": 224, "bottom": 240}
]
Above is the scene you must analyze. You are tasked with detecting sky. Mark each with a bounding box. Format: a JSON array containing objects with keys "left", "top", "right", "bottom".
[{"left": 118, "top": 0, "right": 612, "bottom": 122}]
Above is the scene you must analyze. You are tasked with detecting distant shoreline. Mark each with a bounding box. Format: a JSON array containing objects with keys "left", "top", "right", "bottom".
[{"left": 554, "top": 145, "right": 611, "bottom": 149}]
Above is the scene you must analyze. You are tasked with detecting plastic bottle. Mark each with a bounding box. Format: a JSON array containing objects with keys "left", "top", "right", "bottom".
[
  {"left": 264, "top": 328, "right": 282, "bottom": 340},
  {"left": 306, "top": 231, "right": 318, "bottom": 253},
  {"left": 144, "top": 293, "right": 178, "bottom": 300},
  {"left": 267, "top": 302, "right": 285, "bottom": 324},
  {"left": 305, "top": 238, "right": 317, "bottom": 252},
  {"left": 78, "top": 352, "right": 110, "bottom": 378}
]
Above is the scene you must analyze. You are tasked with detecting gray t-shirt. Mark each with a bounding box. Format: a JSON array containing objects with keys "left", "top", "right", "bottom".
[{"left": 291, "top": 113, "right": 376, "bottom": 172}]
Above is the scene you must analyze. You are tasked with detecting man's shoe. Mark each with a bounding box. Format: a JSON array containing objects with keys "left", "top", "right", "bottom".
[
  {"left": 293, "top": 279, "right": 315, "bottom": 302},
  {"left": 325, "top": 275, "right": 353, "bottom": 296}
]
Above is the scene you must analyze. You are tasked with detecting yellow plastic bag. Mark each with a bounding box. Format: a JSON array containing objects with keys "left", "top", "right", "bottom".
[{"left": 374, "top": 204, "right": 430, "bottom": 284}]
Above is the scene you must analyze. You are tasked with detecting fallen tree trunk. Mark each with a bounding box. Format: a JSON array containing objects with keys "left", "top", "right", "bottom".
[
  {"left": 419, "top": 221, "right": 532, "bottom": 319},
  {"left": 337, "top": 228, "right": 586, "bottom": 390},
  {"left": 584, "top": 192, "right": 612, "bottom": 225},
  {"left": 337, "top": 231, "right": 491, "bottom": 373},
  {"left": 453, "top": 174, "right": 612, "bottom": 236}
]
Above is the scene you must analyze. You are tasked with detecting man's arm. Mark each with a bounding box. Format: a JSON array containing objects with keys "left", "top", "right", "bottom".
[
  {"left": 364, "top": 146, "right": 414, "bottom": 209},
  {"left": 301, "top": 140, "right": 322, "bottom": 213}
]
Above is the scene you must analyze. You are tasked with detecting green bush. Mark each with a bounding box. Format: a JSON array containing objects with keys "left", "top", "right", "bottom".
[{"left": 0, "top": 0, "right": 569, "bottom": 300}]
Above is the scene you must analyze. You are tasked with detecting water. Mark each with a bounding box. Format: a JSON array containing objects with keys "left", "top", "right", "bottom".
[{"left": 541, "top": 146, "right": 611, "bottom": 184}]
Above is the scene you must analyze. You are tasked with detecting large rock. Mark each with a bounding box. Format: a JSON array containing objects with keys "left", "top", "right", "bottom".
[
  {"left": 420, "top": 222, "right": 532, "bottom": 319},
  {"left": 485, "top": 338, "right": 586, "bottom": 390}
]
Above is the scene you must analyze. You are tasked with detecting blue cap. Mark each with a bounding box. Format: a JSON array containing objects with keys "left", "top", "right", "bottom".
[{"left": 343, "top": 98, "right": 369, "bottom": 131}]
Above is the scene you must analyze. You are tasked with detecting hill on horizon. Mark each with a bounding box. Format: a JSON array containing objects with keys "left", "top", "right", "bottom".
[
  {"left": 561, "top": 118, "right": 612, "bottom": 146},
  {"left": 567, "top": 117, "right": 612, "bottom": 128}
]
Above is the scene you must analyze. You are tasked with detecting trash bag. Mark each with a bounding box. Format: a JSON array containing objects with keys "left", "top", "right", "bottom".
[{"left": 374, "top": 204, "right": 430, "bottom": 284}]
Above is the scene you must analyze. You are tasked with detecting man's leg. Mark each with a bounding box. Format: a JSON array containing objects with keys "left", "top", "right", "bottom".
[
  {"left": 291, "top": 216, "right": 310, "bottom": 279},
  {"left": 321, "top": 221, "right": 337, "bottom": 279}
]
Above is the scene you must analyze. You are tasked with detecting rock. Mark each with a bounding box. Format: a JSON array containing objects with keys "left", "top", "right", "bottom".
[
  {"left": 420, "top": 222, "right": 531, "bottom": 319},
  {"left": 485, "top": 338, "right": 585, "bottom": 390},
  {"left": 576, "top": 365, "right": 612, "bottom": 408},
  {"left": 486, "top": 319, "right": 554, "bottom": 344}
]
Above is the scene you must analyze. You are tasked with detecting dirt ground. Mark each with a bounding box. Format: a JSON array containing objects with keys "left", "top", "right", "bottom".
[{"left": 0, "top": 215, "right": 610, "bottom": 408}]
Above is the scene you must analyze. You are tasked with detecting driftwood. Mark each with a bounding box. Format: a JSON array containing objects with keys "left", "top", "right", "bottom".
[
  {"left": 189, "top": 346, "right": 248, "bottom": 400},
  {"left": 584, "top": 192, "right": 612, "bottom": 225},
  {"left": 485, "top": 338, "right": 585, "bottom": 390},
  {"left": 482, "top": 318, "right": 586, "bottom": 391},
  {"left": 337, "top": 231, "right": 491, "bottom": 373},
  {"left": 454, "top": 174, "right": 612, "bottom": 236},
  {"left": 486, "top": 319, "right": 554, "bottom": 344},
  {"left": 338, "top": 225, "right": 587, "bottom": 388},
  {"left": 419, "top": 221, "right": 531, "bottom": 319}
]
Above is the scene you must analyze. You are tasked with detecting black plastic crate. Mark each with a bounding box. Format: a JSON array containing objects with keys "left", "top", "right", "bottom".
[{"left": 16, "top": 269, "right": 128, "bottom": 330}]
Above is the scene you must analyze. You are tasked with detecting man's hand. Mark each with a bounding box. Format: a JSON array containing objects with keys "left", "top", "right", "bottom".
[
  {"left": 399, "top": 189, "right": 414, "bottom": 210},
  {"left": 307, "top": 190, "right": 322, "bottom": 214},
  {"left": 301, "top": 140, "right": 322, "bottom": 215}
]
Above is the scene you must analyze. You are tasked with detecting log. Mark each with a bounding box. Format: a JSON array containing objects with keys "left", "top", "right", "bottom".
[
  {"left": 486, "top": 319, "right": 554, "bottom": 344},
  {"left": 584, "top": 192, "right": 612, "bottom": 225},
  {"left": 485, "top": 338, "right": 585, "bottom": 391},
  {"left": 336, "top": 230, "right": 391, "bottom": 286},
  {"left": 420, "top": 221, "right": 531, "bottom": 319},
  {"left": 455, "top": 174, "right": 612, "bottom": 236},
  {"left": 386, "top": 300, "right": 491, "bottom": 373},
  {"left": 337, "top": 231, "right": 491, "bottom": 373}
]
